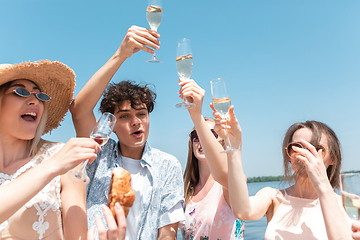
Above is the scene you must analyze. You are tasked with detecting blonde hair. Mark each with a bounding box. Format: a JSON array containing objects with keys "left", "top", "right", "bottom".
[
  {"left": 0, "top": 81, "right": 48, "bottom": 157},
  {"left": 28, "top": 108, "right": 47, "bottom": 156},
  {"left": 183, "top": 118, "right": 225, "bottom": 203}
]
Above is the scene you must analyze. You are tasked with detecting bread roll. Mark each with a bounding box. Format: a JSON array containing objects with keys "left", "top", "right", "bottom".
[{"left": 107, "top": 167, "right": 135, "bottom": 219}]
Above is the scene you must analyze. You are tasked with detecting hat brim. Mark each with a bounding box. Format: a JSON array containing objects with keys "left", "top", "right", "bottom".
[{"left": 0, "top": 60, "right": 76, "bottom": 134}]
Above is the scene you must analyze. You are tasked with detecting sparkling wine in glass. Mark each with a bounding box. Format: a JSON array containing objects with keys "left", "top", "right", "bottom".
[
  {"left": 175, "top": 38, "right": 195, "bottom": 109},
  {"left": 340, "top": 173, "right": 360, "bottom": 220},
  {"left": 210, "top": 78, "right": 239, "bottom": 153},
  {"left": 68, "top": 112, "right": 116, "bottom": 184},
  {"left": 145, "top": 0, "right": 163, "bottom": 63}
]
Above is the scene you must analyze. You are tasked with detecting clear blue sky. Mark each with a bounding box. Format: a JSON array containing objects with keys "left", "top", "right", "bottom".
[{"left": 1, "top": 1, "right": 360, "bottom": 178}]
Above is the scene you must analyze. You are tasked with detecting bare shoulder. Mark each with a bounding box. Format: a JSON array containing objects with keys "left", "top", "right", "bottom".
[
  {"left": 253, "top": 187, "right": 281, "bottom": 210},
  {"left": 256, "top": 187, "right": 280, "bottom": 199}
]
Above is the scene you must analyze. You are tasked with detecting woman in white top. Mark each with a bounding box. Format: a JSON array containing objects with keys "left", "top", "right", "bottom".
[
  {"left": 210, "top": 104, "right": 352, "bottom": 240},
  {"left": 0, "top": 60, "right": 101, "bottom": 240}
]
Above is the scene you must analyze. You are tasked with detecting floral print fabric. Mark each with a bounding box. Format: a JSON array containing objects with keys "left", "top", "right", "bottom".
[
  {"left": 86, "top": 139, "right": 185, "bottom": 240},
  {"left": 182, "top": 181, "right": 244, "bottom": 240}
]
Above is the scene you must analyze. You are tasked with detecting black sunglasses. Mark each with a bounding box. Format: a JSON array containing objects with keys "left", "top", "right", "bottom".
[
  {"left": 7, "top": 88, "right": 51, "bottom": 102},
  {"left": 191, "top": 129, "right": 218, "bottom": 142},
  {"left": 285, "top": 142, "right": 327, "bottom": 159}
]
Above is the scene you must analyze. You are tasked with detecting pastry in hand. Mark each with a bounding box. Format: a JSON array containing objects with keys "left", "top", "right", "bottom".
[{"left": 107, "top": 167, "right": 135, "bottom": 218}]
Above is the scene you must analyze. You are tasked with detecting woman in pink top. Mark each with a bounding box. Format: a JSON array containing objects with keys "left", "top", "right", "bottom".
[
  {"left": 210, "top": 105, "right": 352, "bottom": 240},
  {"left": 179, "top": 79, "right": 244, "bottom": 240}
]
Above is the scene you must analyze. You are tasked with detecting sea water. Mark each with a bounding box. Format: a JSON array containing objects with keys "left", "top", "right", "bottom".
[{"left": 177, "top": 181, "right": 285, "bottom": 239}]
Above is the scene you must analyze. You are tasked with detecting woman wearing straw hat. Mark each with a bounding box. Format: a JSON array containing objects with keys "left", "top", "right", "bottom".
[{"left": 0, "top": 60, "right": 101, "bottom": 240}]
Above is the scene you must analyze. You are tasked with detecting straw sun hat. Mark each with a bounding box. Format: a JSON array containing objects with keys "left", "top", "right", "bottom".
[{"left": 0, "top": 60, "right": 76, "bottom": 134}]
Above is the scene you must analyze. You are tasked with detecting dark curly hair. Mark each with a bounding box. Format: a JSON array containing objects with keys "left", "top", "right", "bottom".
[{"left": 100, "top": 80, "right": 156, "bottom": 114}]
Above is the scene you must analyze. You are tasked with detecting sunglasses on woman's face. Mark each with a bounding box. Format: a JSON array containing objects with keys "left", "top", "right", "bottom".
[
  {"left": 285, "top": 142, "right": 327, "bottom": 159},
  {"left": 191, "top": 129, "right": 218, "bottom": 142},
  {"left": 7, "top": 87, "right": 51, "bottom": 102}
]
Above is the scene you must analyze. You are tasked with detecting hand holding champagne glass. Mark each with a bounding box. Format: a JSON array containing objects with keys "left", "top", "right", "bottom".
[
  {"left": 145, "top": 0, "right": 163, "bottom": 63},
  {"left": 340, "top": 173, "right": 360, "bottom": 220},
  {"left": 175, "top": 38, "right": 195, "bottom": 109},
  {"left": 210, "top": 78, "right": 239, "bottom": 152},
  {"left": 69, "top": 112, "right": 117, "bottom": 184}
]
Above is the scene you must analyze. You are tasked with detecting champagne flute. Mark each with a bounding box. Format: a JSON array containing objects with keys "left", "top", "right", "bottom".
[
  {"left": 145, "top": 0, "right": 163, "bottom": 63},
  {"left": 340, "top": 173, "right": 360, "bottom": 220},
  {"left": 68, "top": 112, "right": 117, "bottom": 184},
  {"left": 210, "top": 78, "right": 239, "bottom": 153},
  {"left": 175, "top": 38, "right": 195, "bottom": 109}
]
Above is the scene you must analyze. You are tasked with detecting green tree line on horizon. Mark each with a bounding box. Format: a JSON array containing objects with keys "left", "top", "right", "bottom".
[{"left": 247, "top": 170, "right": 360, "bottom": 183}]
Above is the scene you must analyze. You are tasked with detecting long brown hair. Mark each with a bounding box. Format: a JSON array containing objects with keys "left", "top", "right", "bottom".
[
  {"left": 282, "top": 120, "right": 342, "bottom": 189},
  {"left": 183, "top": 118, "right": 225, "bottom": 203}
]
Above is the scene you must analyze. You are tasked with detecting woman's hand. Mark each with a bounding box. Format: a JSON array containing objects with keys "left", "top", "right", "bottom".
[
  {"left": 118, "top": 25, "right": 160, "bottom": 60},
  {"left": 293, "top": 140, "right": 354, "bottom": 240},
  {"left": 88, "top": 203, "right": 127, "bottom": 240},
  {"left": 292, "top": 139, "right": 330, "bottom": 189},
  {"left": 50, "top": 137, "right": 101, "bottom": 175},
  {"left": 178, "top": 79, "right": 205, "bottom": 117},
  {"left": 211, "top": 105, "right": 242, "bottom": 150}
]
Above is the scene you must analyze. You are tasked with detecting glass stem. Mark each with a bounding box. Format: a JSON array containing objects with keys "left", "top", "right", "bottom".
[
  {"left": 78, "top": 159, "right": 89, "bottom": 174},
  {"left": 152, "top": 28, "right": 157, "bottom": 59},
  {"left": 223, "top": 127, "right": 233, "bottom": 149},
  {"left": 222, "top": 116, "right": 233, "bottom": 150}
]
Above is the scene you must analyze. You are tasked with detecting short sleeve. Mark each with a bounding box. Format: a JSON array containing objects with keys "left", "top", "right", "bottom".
[
  {"left": 158, "top": 158, "right": 185, "bottom": 228},
  {"left": 159, "top": 202, "right": 185, "bottom": 228}
]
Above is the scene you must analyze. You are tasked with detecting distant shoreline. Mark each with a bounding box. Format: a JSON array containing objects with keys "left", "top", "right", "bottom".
[
  {"left": 247, "top": 170, "right": 360, "bottom": 183},
  {"left": 247, "top": 176, "right": 283, "bottom": 183}
]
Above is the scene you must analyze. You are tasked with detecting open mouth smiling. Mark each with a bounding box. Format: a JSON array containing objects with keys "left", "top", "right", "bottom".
[
  {"left": 21, "top": 112, "right": 37, "bottom": 122},
  {"left": 198, "top": 146, "right": 204, "bottom": 154}
]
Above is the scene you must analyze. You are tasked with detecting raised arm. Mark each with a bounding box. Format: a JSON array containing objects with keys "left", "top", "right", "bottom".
[
  {"left": 212, "top": 106, "right": 275, "bottom": 221},
  {"left": 70, "top": 26, "right": 161, "bottom": 137},
  {"left": 293, "top": 140, "right": 352, "bottom": 239},
  {"left": 179, "top": 79, "right": 228, "bottom": 187}
]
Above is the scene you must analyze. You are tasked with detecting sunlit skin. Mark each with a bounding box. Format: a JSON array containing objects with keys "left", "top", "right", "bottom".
[
  {"left": 209, "top": 105, "right": 353, "bottom": 238},
  {"left": 193, "top": 121, "right": 223, "bottom": 163},
  {"left": 290, "top": 128, "right": 333, "bottom": 178},
  {"left": 113, "top": 100, "right": 149, "bottom": 160},
  {"left": 286, "top": 127, "right": 334, "bottom": 199},
  {"left": 0, "top": 79, "right": 44, "bottom": 142},
  {"left": 191, "top": 121, "right": 226, "bottom": 204},
  {"left": 0, "top": 79, "right": 45, "bottom": 174}
]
